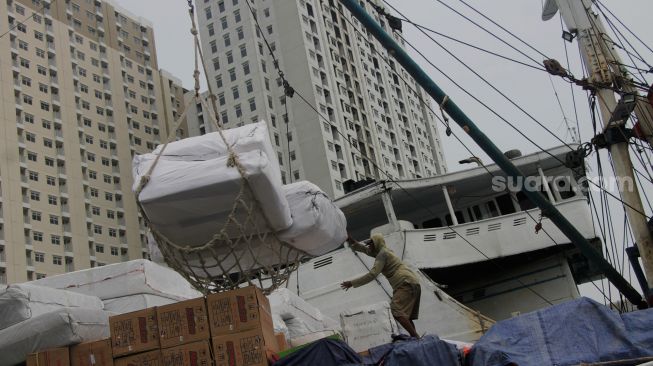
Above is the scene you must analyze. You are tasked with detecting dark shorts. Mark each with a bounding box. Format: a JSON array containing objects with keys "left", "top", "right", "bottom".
[{"left": 390, "top": 282, "right": 421, "bottom": 320}]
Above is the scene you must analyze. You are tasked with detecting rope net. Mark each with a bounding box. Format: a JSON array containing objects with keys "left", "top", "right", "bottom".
[{"left": 135, "top": 95, "right": 306, "bottom": 295}]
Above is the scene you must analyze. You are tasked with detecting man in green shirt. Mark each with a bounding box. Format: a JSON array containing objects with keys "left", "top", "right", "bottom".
[{"left": 341, "top": 234, "right": 421, "bottom": 338}]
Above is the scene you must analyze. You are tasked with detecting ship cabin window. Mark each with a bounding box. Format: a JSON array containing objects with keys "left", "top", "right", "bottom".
[
  {"left": 555, "top": 177, "right": 577, "bottom": 200},
  {"left": 422, "top": 217, "right": 443, "bottom": 228},
  {"left": 445, "top": 214, "right": 453, "bottom": 226},
  {"left": 455, "top": 211, "right": 465, "bottom": 224},
  {"left": 516, "top": 191, "right": 536, "bottom": 211},
  {"left": 495, "top": 193, "right": 516, "bottom": 215},
  {"left": 486, "top": 201, "right": 500, "bottom": 217}
]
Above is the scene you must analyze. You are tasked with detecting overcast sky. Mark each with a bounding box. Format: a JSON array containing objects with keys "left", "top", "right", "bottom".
[{"left": 113, "top": 0, "right": 653, "bottom": 303}]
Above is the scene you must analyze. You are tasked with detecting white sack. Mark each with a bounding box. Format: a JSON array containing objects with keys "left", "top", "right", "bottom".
[
  {"left": 268, "top": 288, "right": 340, "bottom": 340},
  {"left": 340, "top": 301, "right": 399, "bottom": 353},
  {"left": 133, "top": 149, "right": 292, "bottom": 244},
  {"left": 0, "top": 284, "right": 103, "bottom": 330},
  {"left": 103, "top": 294, "right": 178, "bottom": 314},
  {"left": 278, "top": 181, "right": 347, "bottom": 256},
  {"left": 30, "top": 259, "right": 201, "bottom": 300},
  {"left": 0, "top": 308, "right": 111, "bottom": 366},
  {"left": 272, "top": 313, "right": 290, "bottom": 343}
]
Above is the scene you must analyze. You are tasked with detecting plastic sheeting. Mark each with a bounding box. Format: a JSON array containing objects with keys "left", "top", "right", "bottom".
[
  {"left": 0, "top": 307, "right": 111, "bottom": 366},
  {"left": 469, "top": 297, "right": 653, "bottom": 366},
  {"left": 268, "top": 288, "right": 340, "bottom": 342},
  {"left": 30, "top": 259, "right": 202, "bottom": 300},
  {"left": 102, "top": 294, "right": 178, "bottom": 314},
  {"left": 133, "top": 149, "right": 292, "bottom": 244},
  {"left": 0, "top": 284, "right": 104, "bottom": 330},
  {"left": 272, "top": 338, "right": 362, "bottom": 366},
  {"left": 278, "top": 181, "right": 347, "bottom": 256},
  {"left": 340, "top": 302, "right": 399, "bottom": 353}
]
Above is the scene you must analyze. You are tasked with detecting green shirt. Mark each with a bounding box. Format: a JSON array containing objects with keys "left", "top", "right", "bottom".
[{"left": 349, "top": 241, "right": 419, "bottom": 290}]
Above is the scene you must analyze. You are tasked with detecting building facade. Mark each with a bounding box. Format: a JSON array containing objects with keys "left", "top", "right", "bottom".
[
  {"left": 194, "top": 0, "right": 447, "bottom": 198},
  {"left": 0, "top": 0, "right": 183, "bottom": 283}
]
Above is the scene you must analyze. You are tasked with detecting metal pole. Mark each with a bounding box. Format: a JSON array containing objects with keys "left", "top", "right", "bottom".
[
  {"left": 554, "top": 0, "right": 653, "bottom": 302},
  {"left": 339, "top": 0, "right": 645, "bottom": 307},
  {"left": 442, "top": 186, "right": 458, "bottom": 225}
]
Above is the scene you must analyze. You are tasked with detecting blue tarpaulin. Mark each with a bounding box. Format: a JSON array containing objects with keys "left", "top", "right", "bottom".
[
  {"left": 381, "top": 335, "right": 461, "bottom": 366},
  {"left": 272, "top": 338, "right": 362, "bottom": 366},
  {"left": 469, "top": 297, "right": 653, "bottom": 366}
]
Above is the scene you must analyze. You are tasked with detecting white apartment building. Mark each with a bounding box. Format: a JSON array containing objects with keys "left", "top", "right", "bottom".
[
  {"left": 194, "top": 0, "right": 447, "bottom": 198},
  {"left": 0, "top": 0, "right": 184, "bottom": 283}
]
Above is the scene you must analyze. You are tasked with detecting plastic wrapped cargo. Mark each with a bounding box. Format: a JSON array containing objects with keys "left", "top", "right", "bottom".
[
  {"left": 0, "top": 283, "right": 104, "bottom": 330},
  {"left": 277, "top": 181, "right": 347, "bottom": 256},
  {"left": 340, "top": 302, "right": 400, "bottom": 353},
  {"left": 0, "top": 307, "right": 111, "bottom": 366},
  {"left": 30, "top": 259, "right": 202, "bottom": 300},
  {"left": 268, "top": 288, "right": 340, "bottom": 340},
  {"left": 102, "top": 294, "right": 178, "bottom": 314},
  {"left": 133, "top": 149, "right": 292, "bottom": 244}
]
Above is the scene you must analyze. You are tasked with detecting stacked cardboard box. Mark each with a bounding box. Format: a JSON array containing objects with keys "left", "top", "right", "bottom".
[{"left": 24, "top": 286, "right": 280, "bottom": 366}]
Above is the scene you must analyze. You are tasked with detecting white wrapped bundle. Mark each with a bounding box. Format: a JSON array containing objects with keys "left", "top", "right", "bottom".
[
  {"left": 30, "top": 259, "right": 201, "bottom": 300},
  {"left": 156, "top": 182, "right": 347, "bottom": 277},
  {"left": 0, "top": 284, "right": 104, "bottom": 330},
  {"left": 103, "top": 294, "right": 178, "bottom": 314},
  {"left": 0, "top": 308, "right": 111, "bottom": 366},
  {"left": 278, "top": 181, "right": 347, "bottom": 256},
  {"left": 268, "top": 288, "right": 340, "bottom": 340},
  {"left": 134, "top": 149, "right": 292, "bottom": 244}
]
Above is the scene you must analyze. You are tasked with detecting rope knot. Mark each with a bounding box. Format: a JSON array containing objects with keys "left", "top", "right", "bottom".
[{"left": 227, "top": 152, "right": 238, "bottom": 167}]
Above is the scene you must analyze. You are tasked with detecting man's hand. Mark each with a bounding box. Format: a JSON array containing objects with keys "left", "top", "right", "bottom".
[{"left": 340, "top": 281, "right": 353, "bottom": 291}]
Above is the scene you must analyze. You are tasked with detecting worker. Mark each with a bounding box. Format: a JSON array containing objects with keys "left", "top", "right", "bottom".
[{"left": 341, "top": 234, "right": 421, "bottom": 338}]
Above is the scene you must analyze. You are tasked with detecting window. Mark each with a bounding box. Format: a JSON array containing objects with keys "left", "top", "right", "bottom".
[
  {"left": 32, "top": 211, "right": 42, "bottom": 221},
  {"left": 42, "top": 119, "right": 51, "bottom": 129},
  {"left": 40, "top": 101, "right": 50, "bottom": 111},
  {"left": 240, "top": 44, "right": 247, "bottom": 57},
  {"left": 27, "top": 152, "right": 37, "bottom": 162},
  {"left": 48, "top": 195, "right": 57, "bottom": 205},
  {"left": 23, "top": 94, "right": 33, "bottom": 105},
  {"left": 92, "top": 206, "right": 100, "bottom": 215},
  {"left": 37, "top": 65, "right": 47, "bottom": 76},
  {"left": 229, "top": 68, "right": 236, "bottom": 82},
  {"left": 210, "top": 40, "right": 217, "bottom": 54},
  {"left": 90, "top": 188, "right": 99, "bottom": 197},
  {"left": 249, "top": 98, "right": 256, "bottom": 111},
  {"left": 49, "top": 215, "right": 59, "bottom": 225},
  {"left": 94, "top": 225, "right": 103, "bottom": 234},
  {"left": 107, "top": 210, "right": 115, "bottom": 219},
  {"left": 243, "top": 62, "right": 250, "bottom": 75},
  {"left": 223, "top": 33, "right": 231, "bottom": 47},
  {"left": 53, "top": 255, "right": 62, "bottom": 265},
  {"left": 237, "top": 27, "right": 244, "bottom": 40},
  {"left": 215, "top": 75, "right": 223, "bottom": 88},
  {"left": 18, "top": 40, "right": 28, "bottom": 50},
  {"left": 46, "top": 176, "right": 56, "bottom": 186},
  {"left": 207, "top": 23, "right": 215, "bottom": 36},
  {"left": 234, "top": 9, "right": 241, "bottom": 22},
  {"left": 232, "top": 86, "right": 239, "bottom": 99},
  {"left": 218, "top": 93, "right": 225, "bottom": 105},
  {"left": 28, "top": 170, "right": 39, "bottom": 181},
  {"left": 218, "top": 1, "right": 225, "bottom": 12},
  {"left": 24, "top": 113, "right": 34, "bottom": 124},
  {"left": 212, "top": 57, "right": 220, "bottom": 71},
  {"left": 35, "top": 252, "right": 45, "bottom": 262},
  {"left": 30, "top": 190, "right": 40, "bottom": 201},
  {"left": 227, "top": 51, "right": 233, "bottom": 64},
  {"left": 290, "top": 151, "right": 296, "bottom": 161},
  {"left": 43, "top": 138, "right": 52, "bottom": 148},
  {"left": 109, "top": 228, "right": 117, "bottom": 237},
  {"left": 51, "top": 235, "right": 61, "bottom": 245},
  {"left": 111, "top": 247, "right": 119, "bottom": 256},
  {"left": 246, "top": 80, "right": 253, "bottom": 93},
  {"left": 45, "top": 157, "right": 54, "bottom": 167},
  {"left": 221, "top": 16, "right": 228, "bottom": 29},
  {"left": 204, "top": 7, "right": 212, "bottom": 20},
  {"left": 95, "top": 244, "right": 104, "bottom": 253},
  {"left": 105, "top": 192, "right": 113, "bottom": 201},
  {"left": 235, "top": 104, "right": 242, "bottom": 118}
]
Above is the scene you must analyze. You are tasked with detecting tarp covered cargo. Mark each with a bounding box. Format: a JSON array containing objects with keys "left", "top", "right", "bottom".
[
  {"left": 102, "top": 293, "right": 178, "bottom": 314},
  {"left": 340, "top": 301, "right": 399, "bottom": 353},
  {"left": 30, "top": 259, "right": 201, "bottom": 300},
  {"left": 132, "top": 121, "right": 292, "bottom": 245},
  {"left": 278, "top": 181, "right": 347, "bottom": 257},
  {"left": 153, "top": 182, "right": 347, "bottom": 276},
  {"left": 0, "top": 308, "right": 111, "bottom": 366},
  {"left": 0, "top": 284, "right": 103, "bottom": 330},
  {"left": 272, "top": 337, "right": 361, "bottom": 366},
  {"left": 469, "top": 297, "right": 653, "bottom": 366}
]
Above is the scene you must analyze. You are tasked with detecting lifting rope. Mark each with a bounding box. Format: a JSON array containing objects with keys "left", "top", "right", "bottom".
[{"left": 133, "top": 1, "right": 307, "bottom": 294}]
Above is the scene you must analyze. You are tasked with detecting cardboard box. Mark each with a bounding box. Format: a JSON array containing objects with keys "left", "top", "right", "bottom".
[
  {"left": 206, "top": 286, "right": 272, "bottom": 335},
  {"left": 70, "top": 339, "right": 113, "bottom": 366},
  {"left": 157, "top": 297, "right": 210, "bottom": 349},
  {"left": 114, "top": 350, "right": 162, "bottom": 366},
  {"left": 274, "top": 333, "right": 288, "bottom": 352},
  {"left": 110, "top": 308, "right": 160, "bottom": 357},
  {"left": 161, "top": 340, "right": 212, "bottom": 366},
  {"left": 211, "top": 328, "right": 279, "bottom": 366},
  {"left": 26, "top": 347, "right": 70, "bottom": 366}
]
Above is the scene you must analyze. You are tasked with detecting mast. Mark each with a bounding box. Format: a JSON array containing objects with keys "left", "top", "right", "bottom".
[
  {"left": 339, "top": 0, "right": 647, "bottom": 307},
  {"left": 549, "top": 0, "right": 653, "bottom": 301}
]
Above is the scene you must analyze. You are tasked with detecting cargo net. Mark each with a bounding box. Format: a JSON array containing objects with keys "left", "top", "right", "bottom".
[
  {"left": 135, "top": 94, "right": 306, "bottom": 295},
  {"left": 134, "top": 4, "right": 308, "bottom": 292}
]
